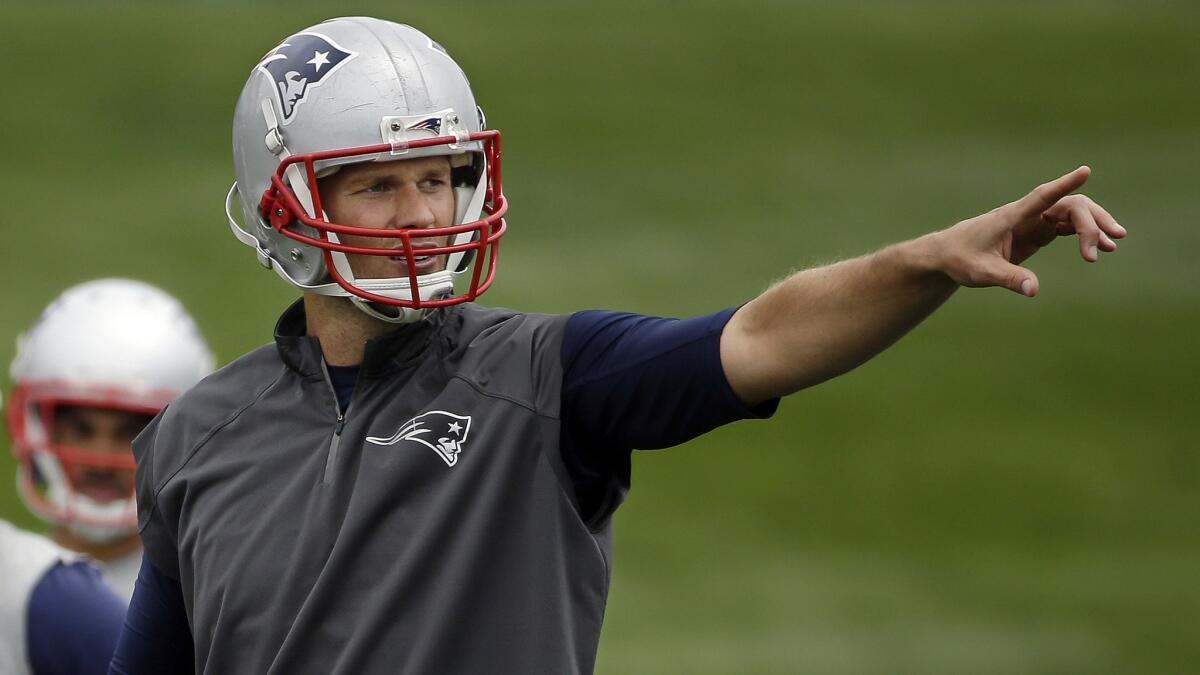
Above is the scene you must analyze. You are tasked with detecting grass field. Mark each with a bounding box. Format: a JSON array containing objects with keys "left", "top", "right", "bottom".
[{"left": 1, "top": 1, "right": 1197, "bottom": 672}]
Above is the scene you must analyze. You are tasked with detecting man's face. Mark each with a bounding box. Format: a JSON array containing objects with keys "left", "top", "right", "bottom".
[
  {"left": 318, "top": 155, "right": 457, "bottom": 280},
  {"left": 51, "top": 405, "right": 152, "bottom": 503}
]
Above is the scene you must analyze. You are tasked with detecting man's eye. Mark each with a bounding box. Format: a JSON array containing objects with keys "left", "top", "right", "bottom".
[{"left": 363, "top": 181, "right": 390, "bottom": 193}]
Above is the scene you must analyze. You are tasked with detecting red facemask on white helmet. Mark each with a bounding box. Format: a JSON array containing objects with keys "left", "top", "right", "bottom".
[
  {"left": 226, "top": 18, "right": 507, "bottom": 324},
  {"left": 6, "top": 279, "right": 214, "bottom": 543}
]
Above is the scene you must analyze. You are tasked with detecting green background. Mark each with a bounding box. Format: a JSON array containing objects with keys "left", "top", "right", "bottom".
[{"left": 1, "top": 1, "right": 1196, "bottom": 672}]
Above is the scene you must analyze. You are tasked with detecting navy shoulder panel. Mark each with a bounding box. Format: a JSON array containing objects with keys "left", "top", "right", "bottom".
[{"left": 27, "top": 561, "right": 125, "bottom": 675}]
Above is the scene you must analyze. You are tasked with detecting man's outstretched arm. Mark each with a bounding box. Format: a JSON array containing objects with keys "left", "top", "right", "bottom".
[{"left": 721, "top": 166, "right": 1127, "bottom": 406}]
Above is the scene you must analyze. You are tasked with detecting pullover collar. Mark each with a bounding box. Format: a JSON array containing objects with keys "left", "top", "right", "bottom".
[{"left": 273, "top": 299, "right": 454, "bottom": 379}]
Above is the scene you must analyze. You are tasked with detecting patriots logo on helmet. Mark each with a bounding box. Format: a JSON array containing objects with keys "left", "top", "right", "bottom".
[
  {"left": 257, "top": 32, "right": 355, "bottom": 123},
  {"left": 366, "top": 411, "right": 472, "bottom": 467},
  {"left": 406, "top": 117, "right": 443, "bottom": 136}
]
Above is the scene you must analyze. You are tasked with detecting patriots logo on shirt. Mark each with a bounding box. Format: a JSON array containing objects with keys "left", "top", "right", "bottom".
[
  {"left": 366, "top": 411, "right": 472, "bottom": 467},
  {"left": 257, "top": 32, "right": 355, "bottom": 123}
]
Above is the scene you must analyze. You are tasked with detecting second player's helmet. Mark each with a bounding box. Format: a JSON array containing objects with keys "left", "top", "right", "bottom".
[
  {"left": 6, "top": 279, "right": 215, "bottom": 543},
  {"left": 227, "top": 18, "right": 507, "bottom": 323}
]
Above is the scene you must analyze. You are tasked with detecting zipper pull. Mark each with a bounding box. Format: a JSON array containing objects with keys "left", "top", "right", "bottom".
[{"left": 335, "top": 412, "right": 346, "bottom": 435}]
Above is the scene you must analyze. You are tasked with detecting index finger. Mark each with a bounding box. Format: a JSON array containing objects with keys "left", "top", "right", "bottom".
[{"left": 1014, "top": 165, "right": 1091, "bottom": 217}]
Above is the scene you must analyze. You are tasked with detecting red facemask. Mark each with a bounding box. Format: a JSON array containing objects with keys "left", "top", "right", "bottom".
[{"left": 256, "top": 130, "right": 507, "bottom": 308}]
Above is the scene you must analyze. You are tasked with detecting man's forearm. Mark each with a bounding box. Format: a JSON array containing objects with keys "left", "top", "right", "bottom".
[
  {"left": 720, "top": 167, "right": 1120, "bottom": 407},
  {"left": 721, "top": 234, "right": 957, "bottom": 405}
]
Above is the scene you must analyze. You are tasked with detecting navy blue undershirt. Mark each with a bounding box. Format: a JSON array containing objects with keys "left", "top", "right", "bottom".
[
  {"left": 28, "top": 561, "right": 127, "bottom": 675},
  {"left": 107, "top": 555, "right": 192, "bottom": 674},
  {"left": 326, "top": 364, "right": 359, "bottom": 413},
  {"left": 559, "top": 307, "right": 777, "bottom": 525},
  {"left": 109, "top": 307, "right": 777, "bottom": 673}
]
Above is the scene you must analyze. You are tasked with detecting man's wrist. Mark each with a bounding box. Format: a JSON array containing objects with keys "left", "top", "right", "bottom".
[{"left": 896, "top": 232, "right": 954, "bottom": 282}]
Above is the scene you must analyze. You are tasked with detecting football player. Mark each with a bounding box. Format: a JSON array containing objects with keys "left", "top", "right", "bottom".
[
  {"left": 0, "top": 518, "right": 126, "bottom": 675},
  {"left": 109, "top": 17, "right": 1126, "bottom": 675},
  {"left": 6, "top": 278, "right": 214, "bottom": 599}
]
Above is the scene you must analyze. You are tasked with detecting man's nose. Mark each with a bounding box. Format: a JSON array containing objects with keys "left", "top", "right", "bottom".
[
  {"left": 387, "top": 184, "right": 437, "bottom": 230},
  {"left": 88, "top": 432, "right": 131, "bottom": 457}
]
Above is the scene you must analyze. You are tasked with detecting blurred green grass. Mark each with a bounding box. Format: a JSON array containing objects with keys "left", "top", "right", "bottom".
[{"left": 0, "top": 1, "right": 1196, "bottom": 673}]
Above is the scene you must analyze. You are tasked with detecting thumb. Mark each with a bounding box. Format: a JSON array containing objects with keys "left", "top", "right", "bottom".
[{"left": 982, "top": 259, "right": 1040, "bottom": 297}]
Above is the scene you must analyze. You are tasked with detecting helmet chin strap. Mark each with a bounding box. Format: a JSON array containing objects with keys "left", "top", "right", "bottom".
[
  {"left": 325, "top": 234, "right": 458, "bottom": 324},
  {"left": 349, "top": 297, "right": 429, "bottom": 324}
]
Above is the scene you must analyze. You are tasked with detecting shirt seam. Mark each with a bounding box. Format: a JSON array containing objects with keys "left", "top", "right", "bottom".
[
  {"left": 450, "top": 357, "right": 606, "bottom": 548},
  {"left": 447, "top": 373, "right": 554, "bottom": 418},
  {"left": 145, "top": 365, "right": 290, "bottom": 509}
]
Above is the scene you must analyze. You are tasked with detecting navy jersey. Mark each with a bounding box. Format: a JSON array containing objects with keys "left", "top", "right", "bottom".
[{"left": 1, "top": 520, "right": 125, "bottom": 675}]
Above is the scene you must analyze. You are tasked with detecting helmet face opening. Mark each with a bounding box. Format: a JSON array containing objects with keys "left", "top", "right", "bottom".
[
  {"left": 7, "top": 382, "right": 169, "bottom": 533},
  {"left": 257, "top": 131, "right": 507, "bottom": 309}
]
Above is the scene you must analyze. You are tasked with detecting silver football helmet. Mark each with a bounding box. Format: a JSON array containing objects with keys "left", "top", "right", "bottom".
[
  {"left": 6, "top": 279, "right": 214, "bottom": 543},
  {"left": 226, "top": 18, "right": 508, "bottom": 323}
]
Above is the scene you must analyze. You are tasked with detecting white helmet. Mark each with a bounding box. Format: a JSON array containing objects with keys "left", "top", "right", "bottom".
[
  {"left": 6, "top": 279, "right": 214, "bottom": 543},
  {"left": 226, "top": 17, "right": 508, "bottom": 323}
]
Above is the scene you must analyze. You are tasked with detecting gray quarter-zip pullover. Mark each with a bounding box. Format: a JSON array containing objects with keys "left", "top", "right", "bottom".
[
  {"left": 132, "top": 300, "right": 776, "bottom": 674},
  {"left": 137, "top": 302, "right": 609, "bottom": 674}
]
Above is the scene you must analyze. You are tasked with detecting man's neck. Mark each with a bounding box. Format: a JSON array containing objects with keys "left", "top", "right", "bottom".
[
  {"left": 53, "top": 528, "right": 142, "bottom": 563},
  {"left": 303, "top": 294, "right": 396, "bottom": 366}
]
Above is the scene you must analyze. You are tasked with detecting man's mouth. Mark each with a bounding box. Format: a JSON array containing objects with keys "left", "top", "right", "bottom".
[
  {"left": 388, "top": 246, "right": 442, "bottom": 274},
  {"left": 393, "top": 253, "right": 433, "bottom": 263},
  {"left": 75, "top": 470, "right": 131, "bottom": 502}
]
